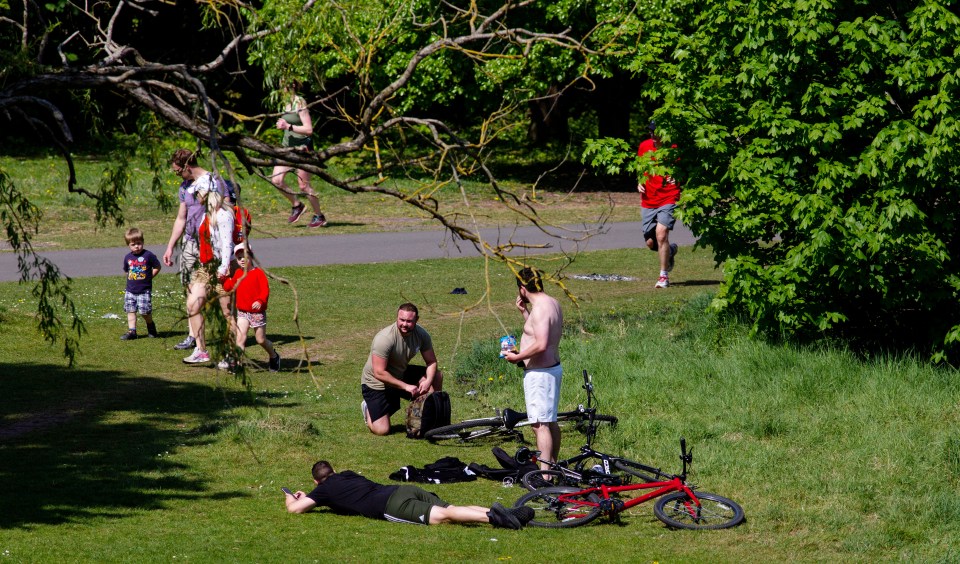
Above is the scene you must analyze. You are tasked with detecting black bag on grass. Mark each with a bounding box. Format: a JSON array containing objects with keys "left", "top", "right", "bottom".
[
  {"left": 467, "top": 446, "right": 538, "bottom": 483},
  {"left": 389, "top": 456, "right": 477, "bottom": 484},
  {"left": 405, "top": 391, "right": 451, "bottom": 438}
]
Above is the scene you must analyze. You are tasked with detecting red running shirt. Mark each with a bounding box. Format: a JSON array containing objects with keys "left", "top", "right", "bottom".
[{"left": 637, "top": 138, "right": 680, "bottom": 209}]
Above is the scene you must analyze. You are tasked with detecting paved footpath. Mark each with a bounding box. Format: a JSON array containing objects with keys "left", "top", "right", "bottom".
[{"left": 0, "top": 221, "right": 695, "bottom": 282}]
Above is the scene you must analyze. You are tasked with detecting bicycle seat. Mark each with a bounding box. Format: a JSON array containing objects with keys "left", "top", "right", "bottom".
[{"left": 502, "top": 408, "right": 526, "bottom": 429}]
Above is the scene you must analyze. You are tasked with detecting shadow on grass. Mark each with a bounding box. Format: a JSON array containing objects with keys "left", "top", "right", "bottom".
[
  {"left": 672, "top": 279, "right": 721, "bottom": 287},
  {"left": 293, "top": 221, "right": 365, "bottom": 229},
  {"left": 261, "top": 333, "right": 314, "bottom": 348},
  {"left": 0, "top": 362, "right": 266, "bottom": 530},
  {"left": 151, "top": 332, "right": 314, "bottom": 356}
]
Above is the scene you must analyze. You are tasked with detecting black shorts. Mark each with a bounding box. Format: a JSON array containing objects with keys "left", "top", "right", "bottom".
[
  {"left": 285, "top": 136, "right": 313, "bottom": 150},
  {"left": 361, "top": 365, "right": 427, "bottom": 422}
]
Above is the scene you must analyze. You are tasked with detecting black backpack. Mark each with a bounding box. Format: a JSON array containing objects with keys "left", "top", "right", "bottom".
[
  {"left": 405, "top": 391, "right": 451, "bottom": 438},
  {"left": 467, "top": 446, "right": 539, "bottom": 483}
]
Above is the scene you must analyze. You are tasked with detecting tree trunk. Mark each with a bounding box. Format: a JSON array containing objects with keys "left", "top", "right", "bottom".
[{"left": 527, "top": 85, "right": 568, "bottom": 145}]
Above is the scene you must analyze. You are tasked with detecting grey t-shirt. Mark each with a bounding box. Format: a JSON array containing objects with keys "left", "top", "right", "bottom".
[{"left": 360, "top": 323, "right": 433, "bottom": 390}]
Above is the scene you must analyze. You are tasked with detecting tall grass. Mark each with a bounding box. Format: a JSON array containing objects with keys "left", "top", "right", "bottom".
[{"left": 450, "top": 295, "right": 960, "bottom": 559}]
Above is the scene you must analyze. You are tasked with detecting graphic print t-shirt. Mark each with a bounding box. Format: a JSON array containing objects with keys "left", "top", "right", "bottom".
[{"left": 124, "top": 250, "right": 161, "bottom": 293}]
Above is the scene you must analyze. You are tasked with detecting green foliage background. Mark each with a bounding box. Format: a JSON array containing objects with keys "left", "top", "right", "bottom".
[
  {"left": 665, "top": 1, "right": 960, "bottom": 357},
  {"left": 587, "top": 0, "right": 960, "bottom": 358}
]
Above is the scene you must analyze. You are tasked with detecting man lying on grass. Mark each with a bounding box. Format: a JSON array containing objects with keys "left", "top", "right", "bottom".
[{"left": 284, "top": 460, "right": 533, "bottom": 529}]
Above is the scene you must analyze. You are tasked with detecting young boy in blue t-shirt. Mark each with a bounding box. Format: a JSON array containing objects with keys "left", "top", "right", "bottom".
[{"left": 121, "top": 227, "right": 162, "bottom": 340}]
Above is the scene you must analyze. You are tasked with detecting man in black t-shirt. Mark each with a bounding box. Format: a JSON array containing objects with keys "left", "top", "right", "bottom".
[{"left": 284, "top": 460, "right": 532, "bottom": 529}]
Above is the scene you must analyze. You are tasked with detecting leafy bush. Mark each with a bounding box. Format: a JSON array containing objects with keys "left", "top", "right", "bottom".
[{"left": 589, "top": 1, "right": 960, "bottom": 359}]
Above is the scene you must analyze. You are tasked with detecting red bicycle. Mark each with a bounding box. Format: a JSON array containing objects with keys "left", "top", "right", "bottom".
[{"left": 513, "top": 438, "right": 745, "bottom": 529}]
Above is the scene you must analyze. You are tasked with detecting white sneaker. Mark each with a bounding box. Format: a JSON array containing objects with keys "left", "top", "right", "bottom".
[
  {"left": 183, "top": 348, "right": 211, "bottom": 364},
  {"left": 361, "top": 400, "right": 369, "bottom": 423},
  {"left": 655, "top": 275, "right": 669, "bottom": 289},
  {"left": 217, "top": 358, "right": 231, "bottom": 370}
]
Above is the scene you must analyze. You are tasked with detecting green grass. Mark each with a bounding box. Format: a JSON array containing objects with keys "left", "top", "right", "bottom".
[
  {"left": 2, "top": 244, "right": 959, "bottom": 562},
  {"left": 0, "top": 154, "right": 638, "bottom": 251}
]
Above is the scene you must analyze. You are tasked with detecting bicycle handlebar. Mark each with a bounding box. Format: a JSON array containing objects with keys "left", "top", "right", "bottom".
[{"left": 679, "top": 437, "right": 693, "bottom": 479}]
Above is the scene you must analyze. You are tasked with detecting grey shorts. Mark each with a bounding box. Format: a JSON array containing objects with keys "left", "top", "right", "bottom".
[
  {"left": 382, "top": 485, "right": 449, "bottom": 525},
  {"left": 641, "top": 204, "right": 677, "bottom": 241}
]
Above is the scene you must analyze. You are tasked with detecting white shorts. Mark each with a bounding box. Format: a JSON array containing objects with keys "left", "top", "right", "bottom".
[{"left": 523, "top": 364, "right": 563, "bottom": 423}]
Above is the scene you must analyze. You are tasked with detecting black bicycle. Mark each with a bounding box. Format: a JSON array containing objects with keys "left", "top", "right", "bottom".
[
  {"left": 515, "top": 437, "right": 668, "bottom": 491},
  {"left": 424, "top": 370, "right": 618, "bottom": 443},
  {"left": 514, "top": 384, "right": 665, "bottom": 490}
]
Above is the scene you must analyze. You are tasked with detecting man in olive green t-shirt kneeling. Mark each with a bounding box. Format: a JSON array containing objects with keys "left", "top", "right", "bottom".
[{"left": 360, "top": 303, "right": 443, "bottom": 435}]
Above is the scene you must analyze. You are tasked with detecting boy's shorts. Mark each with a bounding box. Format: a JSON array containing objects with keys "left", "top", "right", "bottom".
[
  {"left": 383, "top": 485, "right": 449, "bottom": 525},
  {"left": 124, "top": 291, "right": 153, "bottom": 315},
  {"left": 361, "top": 365, "right": 427, "bottom": 422},
  {"left": 523, "top": 363, "right": 563, "bottom": 423}
]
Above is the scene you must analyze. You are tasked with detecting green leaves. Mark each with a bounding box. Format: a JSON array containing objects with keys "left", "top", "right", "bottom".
[{"left": 581, "top": 137, "right": 638, "bottom": 176}]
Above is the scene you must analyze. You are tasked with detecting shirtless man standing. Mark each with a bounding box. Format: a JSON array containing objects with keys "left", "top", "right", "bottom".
[{"left": 503, "top": 267, "right": 564, "bottom": 470}]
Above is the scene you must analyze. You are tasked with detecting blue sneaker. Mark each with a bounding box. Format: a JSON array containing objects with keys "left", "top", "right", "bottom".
[{"left": 173, "top": 335, "right": 196, "bottom": 350}]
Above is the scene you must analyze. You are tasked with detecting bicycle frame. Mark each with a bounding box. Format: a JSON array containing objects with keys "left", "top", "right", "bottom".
[
  {"left": 558, "top": 476, "right": 701, "bottom": 517},
  {"left": 519, "top": 411, "right": 666, "bottom": 483},
  {"left": 549, "top": 438, "right": 703, "bottom": 518},
  {"left": 529, "top": 446, "right": 657, "bottom": 476}
]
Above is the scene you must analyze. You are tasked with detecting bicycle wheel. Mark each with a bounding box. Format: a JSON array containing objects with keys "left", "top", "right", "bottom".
[
  {"left": 653, "top": 491, "right": 745, "bottom": 530},
  {"left": 424, "top": 418, "right": 504, "bottom": 442},
  {"left": 565, "top": 413, "right": 618, "bottom": 427},
  {"left": 612, "top": 459, "right": 662, "bottom": 483},
  {"left": 513, "top": 486, "right": 603, "bottom": 528},
  {"left": 520, "top": 469, "right": 579, "bottom": 491},
  {"left": 590, "top": 414, "right": 619, "bottom": 425}
]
